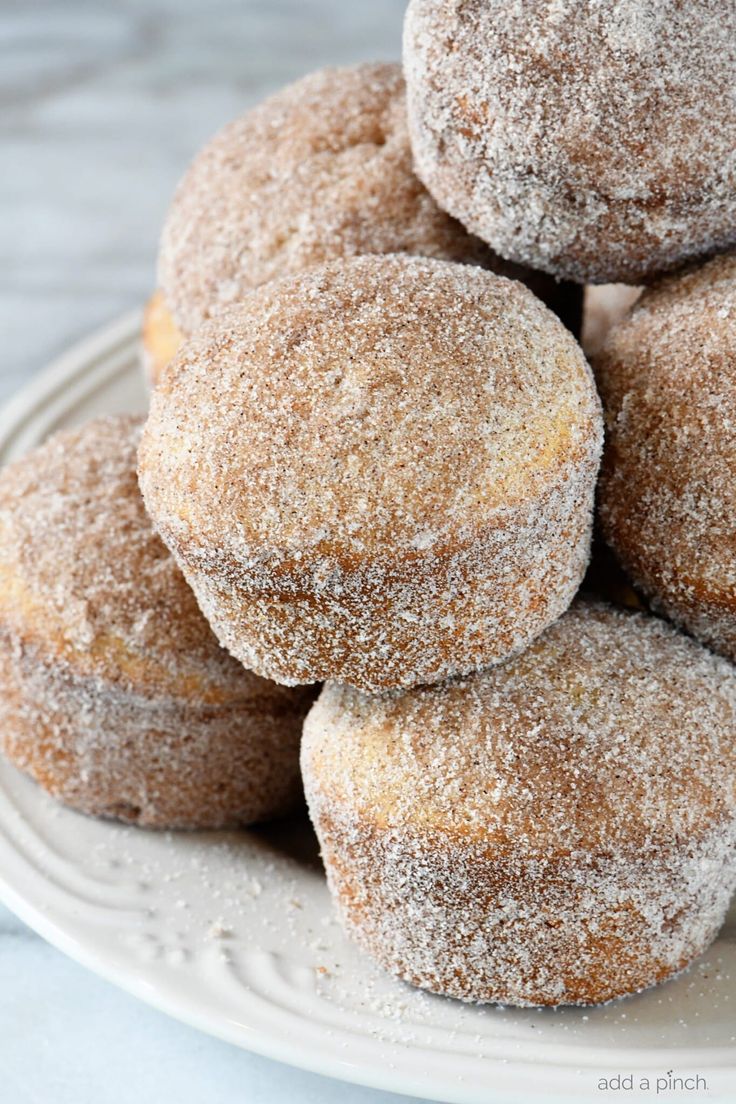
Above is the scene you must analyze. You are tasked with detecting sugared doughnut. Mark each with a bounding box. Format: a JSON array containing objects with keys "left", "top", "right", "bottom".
[
  {"left": 0, "top": 416, "right": 313, "bottom": 828},
  {"left": 145, "top": 62, "right": 582, "bottom": 384},
  {"left": 139, "top": 254, "right": 602, "bottom": 693},
  {"left": 596, "top": 253, "right": 736, "bottom": 661},
  {"left": 302, "top": 600, "right": 736, "bottom": 1006},
  {"left": 404, "top": 0, "right": 736, "bottom": 284}
]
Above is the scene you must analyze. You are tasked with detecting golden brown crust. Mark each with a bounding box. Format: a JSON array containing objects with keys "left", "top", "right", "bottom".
[
  {"left": 157, "top": 61, "right": 582, "bottom": 337},
  {"left": 596, "top": 253, "right": 736, "bottom": 660},
  {"left": 142, "top": 290, "right": 183, "bottom": 387},
  {"left": 316, "top": 818, "right": 730, "bottom": 1007},
  {"left": 142, "top": 281, "right": 579, "bottom": 394},
  {"left": 0, "top": 416, "right": 313, "bottom": 827},
  {"left": 139, "top": 255, "right": 602, "bottom": 691},
  {"left": 302, "top": 601, "right": 736, "bottom": 1005},
  {"left": 0, "top": 636, "right": 307, "bottom": 829},
  {"left": 404, "top": 0, "right": 736, "bottom": 284}
]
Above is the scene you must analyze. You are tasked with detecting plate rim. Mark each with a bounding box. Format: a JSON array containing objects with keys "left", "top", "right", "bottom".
[
  {"left": 0, "top": 311, "right": 142, "bottom": 451},
  {"left": 0, "top": 313, "right": 734, "bottom": 1104}
]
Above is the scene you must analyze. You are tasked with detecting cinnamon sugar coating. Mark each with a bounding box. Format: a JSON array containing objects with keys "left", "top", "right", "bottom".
[
  {"left": 404, "top": 0, "right": 736, "bottom": 284},
  {"left": 596, "top": 253, "right": 736, "bottom": 660},
  {"left": 303, "top": 601, "right": 736, "bottom": 1006},
  {"left": 156, "top": 61, "right": 581, "bottom": 342},
  {"left": 139, "top": 254, "right": 602, "bottom": 692},
  {"left": 0, "top": 416, "right": 313, "bottom": 828}
]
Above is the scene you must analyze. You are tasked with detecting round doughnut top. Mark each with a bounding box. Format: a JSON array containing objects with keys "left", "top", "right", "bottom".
[
  {"left": 139, "top": 254, "right": 600, "bottom": 561},
  {"left": 158, "top": 61, "right": 515, "bottom": 335},
  {"left": 596, "top": 253, "right": 736, "bottom": 607},
  {"left": 0, "top": 416, "right": 295, "bottom": 705},
  {"left": 304, "top": 601, "right": 736, "bottom": 856},
  {"left": 404, "top": 0, "right": 736, "bottom": 284}
]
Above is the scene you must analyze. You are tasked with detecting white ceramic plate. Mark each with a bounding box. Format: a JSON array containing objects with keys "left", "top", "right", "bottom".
[{"left": 0, "top": 314, "right": 734, "bottom": 1104}]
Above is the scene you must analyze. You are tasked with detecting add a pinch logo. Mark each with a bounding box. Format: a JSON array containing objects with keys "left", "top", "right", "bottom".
[{"left": 597, "top": 1071, "right": 708, "bottom": 1093}]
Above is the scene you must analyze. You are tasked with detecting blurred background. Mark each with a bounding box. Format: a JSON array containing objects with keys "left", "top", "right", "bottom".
[
  {"left": 1, "top": 4, "right": 430, "bottom": 1102},
  {"left": 2, "top": 0, "right": 404, "bottom": 401}
]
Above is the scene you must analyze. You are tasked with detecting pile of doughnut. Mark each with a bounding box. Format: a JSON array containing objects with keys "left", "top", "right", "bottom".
[{"left": 2, "top": 2, "right": 736, "bottom": 1009}]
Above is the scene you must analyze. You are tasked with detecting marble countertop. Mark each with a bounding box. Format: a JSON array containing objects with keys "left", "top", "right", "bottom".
[{"left": 1, "top": 2, "right": 427, "bottom": 1100}]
